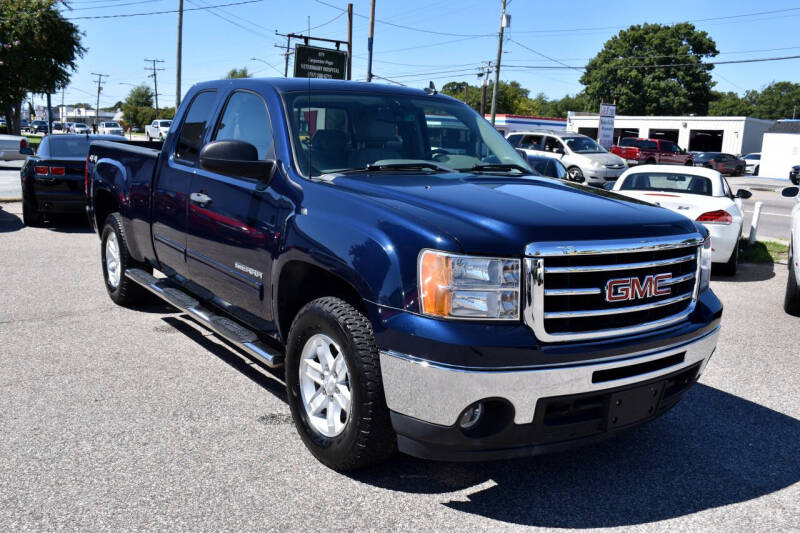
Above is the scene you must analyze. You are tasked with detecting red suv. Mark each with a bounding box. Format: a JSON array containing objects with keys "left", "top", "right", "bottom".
[{"left": 611, "top": 138, "right": 694, "bottom": 166}]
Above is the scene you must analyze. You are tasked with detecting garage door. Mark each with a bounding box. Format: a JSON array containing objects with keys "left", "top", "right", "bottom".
[{"left": 689, "top": 130, "right": 723, "bottom": 152}]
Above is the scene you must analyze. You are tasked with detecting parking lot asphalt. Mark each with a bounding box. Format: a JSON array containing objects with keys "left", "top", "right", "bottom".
[
  {"left": 0, "top": 200, "right": 798, "bottom": 531},
  {"left": 728, "top": 176, "right": 795, "bottom": 242}
]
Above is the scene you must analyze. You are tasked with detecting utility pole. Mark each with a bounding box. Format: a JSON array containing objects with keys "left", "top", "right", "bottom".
[
  {"left": 61, "top": 87, "right": 65, "bottom": 122},
  {"left": 46, "top": 92, "right": 53, "bottom": 134},
  {"left": 145, "top": 58, "right": 165, "bottom": 116},
  {"left": 366, "top": 0, "right": 376, "bottom": 82},
  {"left": 176, "top": 0, "right": 183, "bottom": 107},
  {"left": 479, "top": 61, "right": 492, "bottom": 117},
  {"left": 490, "top": 0, "right": 507, "bottom": 125},
  {"left": 346, "top": 3, "right": 353, "bottom": 80},
  {"left": 91, "top": 72, "right": 108, "bottom": 133}
]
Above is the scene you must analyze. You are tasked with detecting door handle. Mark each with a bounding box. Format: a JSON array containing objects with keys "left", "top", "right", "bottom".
[{"left": 190, "top": 191, "right": 212, "bottom": 207}]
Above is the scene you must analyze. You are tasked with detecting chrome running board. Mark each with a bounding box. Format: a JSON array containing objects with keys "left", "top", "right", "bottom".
[{"left": 125, "top": 268, "right": 283, "bottom": 368}]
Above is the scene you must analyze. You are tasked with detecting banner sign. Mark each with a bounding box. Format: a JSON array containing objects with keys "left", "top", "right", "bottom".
[
  {"left": 294, "top": 44, "right": 347, "bottom": 80},
  {"left": 598, "top": 103, "right": 616, "bottom": 149}
]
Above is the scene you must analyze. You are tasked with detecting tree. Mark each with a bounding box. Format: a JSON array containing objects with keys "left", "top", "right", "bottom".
[
  {"left": 581, "top": 23, "right": 718, "bottom": 116},
  {"left": 225, "top": 67, "right": 252, "bottom": 79},
  {"left": 749, "top": 82, "right": 800, "bottom": 119},
  {"left": 708, "top": 91, "right": 752, "bottom": 116},
  {"left": 0, "top": 1, "right": 85, "bottom": 133},
  {"left": 122, "top": 85, "right": 156, "bottom": 129},
  {"left": 441, "top": 80, "right": 544, "bottom": 115}
]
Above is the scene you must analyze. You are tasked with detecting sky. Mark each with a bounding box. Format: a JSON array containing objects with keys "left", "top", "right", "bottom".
[{"left": 47, "top": 0, "right": 800, "bottom": 111}]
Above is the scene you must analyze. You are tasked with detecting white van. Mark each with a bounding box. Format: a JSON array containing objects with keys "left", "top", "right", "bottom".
[{"left": 507, "top": 129, "right": 627, "bottom": 186}]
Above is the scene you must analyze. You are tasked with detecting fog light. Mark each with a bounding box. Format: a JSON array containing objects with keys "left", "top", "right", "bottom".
[{"left": 459, "top": 402, "right": 484, "bottom": 430}]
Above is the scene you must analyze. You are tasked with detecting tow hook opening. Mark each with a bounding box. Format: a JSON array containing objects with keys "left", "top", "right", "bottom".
[{"left": 458, "top": 398, "right": 514, "bottom": 438}]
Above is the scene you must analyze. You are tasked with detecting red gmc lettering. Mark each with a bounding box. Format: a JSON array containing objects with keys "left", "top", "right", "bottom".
[{"left": 606, "top": 273, "right": 672, "bottom": 302}]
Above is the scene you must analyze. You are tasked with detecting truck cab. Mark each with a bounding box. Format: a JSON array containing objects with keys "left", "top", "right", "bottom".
[{"left": 87, "top": 79, "right": 722, "bottom": 471}]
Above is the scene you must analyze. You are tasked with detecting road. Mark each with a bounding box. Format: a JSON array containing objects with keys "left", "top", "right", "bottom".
[
  {"left": 728, "top": 176, "right": 796, "bottom": 243},
  {"left": 0, "top": 200, "right": 798, "bottom": 531}
]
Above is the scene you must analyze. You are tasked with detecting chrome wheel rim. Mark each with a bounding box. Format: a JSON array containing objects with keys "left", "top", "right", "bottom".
[
  {"left": 105, "top": 232, "right": 121, "bottom": 289},
  {"left": 569, "top": 168, "right": 581, "bottom": 180},
  {"left": 299, "top": 333, "right": 351, "bottom": 438}
]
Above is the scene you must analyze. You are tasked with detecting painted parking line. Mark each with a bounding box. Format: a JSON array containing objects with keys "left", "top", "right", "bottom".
[{"left": 743, "top": 210, "right": 792, "bottom": 218}]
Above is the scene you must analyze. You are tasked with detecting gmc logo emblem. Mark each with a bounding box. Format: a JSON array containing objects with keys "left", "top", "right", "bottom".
[{"left": 605, "top": 273, "right": 672, "bottom": 302}]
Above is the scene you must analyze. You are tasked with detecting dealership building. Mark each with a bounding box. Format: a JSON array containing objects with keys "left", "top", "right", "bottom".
[{"left": 566, "top": 112, "right": 775, "bottom": 155}]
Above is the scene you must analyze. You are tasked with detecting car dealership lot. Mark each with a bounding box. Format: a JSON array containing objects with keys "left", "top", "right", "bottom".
[{"left": 0, "top": 202, "right": 798, "bottom": 531}]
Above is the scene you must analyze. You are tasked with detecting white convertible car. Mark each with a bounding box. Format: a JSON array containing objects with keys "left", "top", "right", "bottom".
[{"left": 612, "top": 165, "right": 752, "bottom": 275}]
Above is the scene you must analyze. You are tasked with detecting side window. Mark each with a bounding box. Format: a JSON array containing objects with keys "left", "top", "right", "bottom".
[
  {"left": 214, "top": 91, "right": 273, "bottom": 160},
  {"left": 174, "top": 90, "right": 218, "bottom": 165},
  {"left": 543, "top": 136, "right": 563, "bottom": 153},
  {"left": 521, "top": 135, "right": 542, "bottom": 150},
  {"left": 507, "top": 134, "right": 522, "bottom": 147}
]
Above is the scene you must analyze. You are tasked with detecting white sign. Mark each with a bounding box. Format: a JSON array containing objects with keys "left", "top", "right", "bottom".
[{"left": 598, "top": 103, "right": 616, "bottom": 149}]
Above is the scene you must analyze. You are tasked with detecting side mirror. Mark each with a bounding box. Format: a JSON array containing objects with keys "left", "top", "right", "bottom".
[
  {"left": 736, "top": 189, "right": 752, "bottom": 199},
  {"left": 782, "top": 186, "right": 799, "bottom": 198},
  {"left": 20, "top": 146, "right": 34, "bottom": 156},
  {"left": 199, "top": 140, "right": 276, "bottom": 184}
]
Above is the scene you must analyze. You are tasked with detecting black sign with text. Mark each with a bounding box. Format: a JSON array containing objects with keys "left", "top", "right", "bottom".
[{"left": 293, "top": 44, "right": 347, "bottom": 80}]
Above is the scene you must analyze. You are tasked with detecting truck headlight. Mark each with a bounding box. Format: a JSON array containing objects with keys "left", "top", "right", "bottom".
[
  {"left": 419, "top": 250, "right": 520, "bottom": 319},
  {"left": 698, "top": 236, "right": 712, "bottom": 292}
]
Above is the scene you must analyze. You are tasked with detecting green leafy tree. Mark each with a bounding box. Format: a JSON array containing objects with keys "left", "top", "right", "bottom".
[
  {"left": 442, "top": 80, "right": 545, "bottom": 115},
  {"left": 581, "top": 23, "right": 718, "bottom": 116},
  {"left": 225, "top": 67, "right": 252, "bottom": 79},
  {"left": 0, "top": 0, "right": 85, "bottom": 133},
  {"left": 708, "top": 90, "right": 752, "bottom": 116},
  {"left": 540, "top": 93, "right": 593, "bottom": 118},
  {"left": 748, "top": 81, "right": 800, "bottom": 119},
  {"left": 122, "top": 85, "right": 156, "bottom": 129}
]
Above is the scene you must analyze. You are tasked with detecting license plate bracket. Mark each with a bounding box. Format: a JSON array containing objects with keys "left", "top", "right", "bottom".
[{"left": 607, "top": 381, "right": 665, "bottom": 428}]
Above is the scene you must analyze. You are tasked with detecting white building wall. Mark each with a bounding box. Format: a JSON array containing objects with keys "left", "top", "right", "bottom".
[
  {"left": 566, "top": 114, "right": 774, "bottom": 155},
  {"left": 760, "top": 133, "right": 800, "bottom": 179}
]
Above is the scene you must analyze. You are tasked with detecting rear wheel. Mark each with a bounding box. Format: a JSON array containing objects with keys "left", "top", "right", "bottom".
[
  {"left": 567, "top": 166, "right": 584, "bottom": 182},
  {"left": 101, "top": 213, "right": 150, "bottom": 306},
  {"left": 685, "top": 160, "right": 694, "bottom": 166},
  {"left": 644, "top": 158, "right": 656, "bottom": 165},
  {"left": 735, "top": 165, "right": 744, "bottom": 176},
  {"left": 754, "top": 165, "right": 760, "bottom": 176},
  {"left": 785, "top": 244, "right": 800, "bottom": 316},
  {"left": 285, "top": 297, "right": 396, "bottom": 471},
  {"left": 718, "top": 241, "right": 739, "bottom": 276},
  {"left": 21, "top": 199, "right": 42, "bottom": 227}
]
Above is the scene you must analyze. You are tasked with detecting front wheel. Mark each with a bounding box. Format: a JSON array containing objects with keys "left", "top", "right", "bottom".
[
  {"left": 101, "top": 213, "right": 150, "bottom": 306},
  {"left": 285, "top": 297, "right": 396, "bottom": 471},
  {"left": 754, "top": 165, "right": 760, "bottom": 176},
  {"left": 567, "top": 166, "right": 584, "bottom": 182}
]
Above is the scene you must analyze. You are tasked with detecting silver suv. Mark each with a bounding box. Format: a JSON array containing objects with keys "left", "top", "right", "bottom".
[{"left": 507, "top": 130, "right": 627, "bottom": 186}]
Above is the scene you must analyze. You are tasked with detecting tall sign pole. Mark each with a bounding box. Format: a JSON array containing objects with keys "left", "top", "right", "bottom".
[
  {"left": 346, "top": 3, "right": 353, "bottom": 80},
  {"left": 366, "top": 0, "right": 376, "bottom": 82},
  {"left": 176, "top": 0, "right": 183, "bottom": 107},
  {"left": 490, "top": 0, "right": 507, "bottom": 125}
]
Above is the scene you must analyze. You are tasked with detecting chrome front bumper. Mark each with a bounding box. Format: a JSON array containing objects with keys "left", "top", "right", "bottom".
[{"left": 380, "top": 325, "right": 719, "bottom": 426}]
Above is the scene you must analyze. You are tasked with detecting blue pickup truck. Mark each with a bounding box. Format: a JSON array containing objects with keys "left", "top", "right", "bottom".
[{"left": 86, "top": 78, "right": 722, "bottom": 471}]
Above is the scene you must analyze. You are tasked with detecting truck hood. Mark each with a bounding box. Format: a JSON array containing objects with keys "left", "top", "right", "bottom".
[{"left": 330, "top": 173, "right": 698, "bottom": 255}]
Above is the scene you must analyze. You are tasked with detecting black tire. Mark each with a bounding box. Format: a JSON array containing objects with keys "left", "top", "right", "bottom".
[
  {"left": 100, "top": 213, "right": 150, "bottom": 306},
  {"left": 718, "top": 241, "right": 739, "bottom": 276},
  {"left": 567, "top": 166, "right": 584, "bottom": 182},
  {"left": 285, "top": 297, "right": 396, "bottom": 471},
  {"left": 685, "top": 160, "right": 694, "bottom": 166},
  {"left": 21, "top": 199, "right": 42, "bottom": 227},
  {"left": 735, "top": 165, "right": 744, "bottom": 176},
  {"left": 785, "top": 244, "right": 800, "bottom": 316},
  {"left": 644, "top": 158, "right": 656, "bottom": 165},
  {"left": 754, "top": 165, "right": 760, "bottom": 176}
]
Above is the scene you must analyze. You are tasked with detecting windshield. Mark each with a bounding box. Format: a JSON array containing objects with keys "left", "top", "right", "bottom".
[
  {"left": 694, "top": 152, "right": 717, "bottom": 162},
  {"left": 75, "top": 123, "right": 88, "bottom": 127},
  {"left": 743, "top": 154, "right": 760, "bottom": 160},
  {"left": 620, "top": 172, "right": 713, "bottom": 196},
  {"left": 105, "top": 122, "right": 120, "bottom": 128},
  {"left": 562, "top": 136, "right": 606, "bottom": 153},
  {"left": 285, "top": 91, "right": 531, "bottom": 177},
  {"left": 49, "top": 136, "right": 93, "bottom": 157},
  {"left": 159, "top": 121, "right": 172, "bottom": 127}
]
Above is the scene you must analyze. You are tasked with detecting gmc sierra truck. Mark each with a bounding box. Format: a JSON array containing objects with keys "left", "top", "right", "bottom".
[
  {"left": 86, "top": 78, "right": 722, "bottom": 471},
  {"left": 611, "top": 137, "right": 694, "bottom": 166}
]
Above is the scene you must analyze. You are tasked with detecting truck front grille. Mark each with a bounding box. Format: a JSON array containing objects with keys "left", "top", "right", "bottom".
[{"left": 524, "top": 234, "right": 703, "bottom": 342}]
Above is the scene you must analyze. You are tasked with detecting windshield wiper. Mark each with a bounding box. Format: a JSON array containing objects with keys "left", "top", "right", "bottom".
[
  {"left": 335, "top": 162, "right": 453, "bottom": 174},
  {"left": 461, "top": 163, "right": 532, "bottom": 174}
]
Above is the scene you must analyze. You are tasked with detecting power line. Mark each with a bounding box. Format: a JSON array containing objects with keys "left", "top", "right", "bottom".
[
  {"left": 66, "top": 0, "right": 169, "bottom": 11},
  {"left": 66, "top": 0, "right": 263, "bottom": 19}
]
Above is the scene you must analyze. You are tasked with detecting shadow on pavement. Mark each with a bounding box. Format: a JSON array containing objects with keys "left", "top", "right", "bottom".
[
  {"left": 712, "top": 261, "right": 775, "bottom": 283},
  {"left": 160, "top": 315, "right": 287, "bottom": 402},
  {"left": 0, "top": 204, "right": 23, "bottom": 233},
  {"left": 350, "top": 385, "right": 800, "bottom": 527}
]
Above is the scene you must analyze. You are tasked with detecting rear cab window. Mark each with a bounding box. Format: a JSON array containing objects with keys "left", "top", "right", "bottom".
[{"left": 174, "top": 90, "right": 218, "bottom": 165}]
